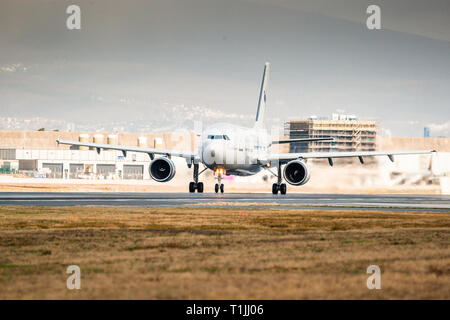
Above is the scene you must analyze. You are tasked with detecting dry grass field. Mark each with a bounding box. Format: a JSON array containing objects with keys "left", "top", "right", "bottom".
[{"left": 0, "top": 205, "right": 449, "bottom": 299}]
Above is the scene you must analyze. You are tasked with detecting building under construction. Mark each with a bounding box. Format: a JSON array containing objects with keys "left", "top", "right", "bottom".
[{"left": 285, "top": 115, "right": 377, "bottom": 159}]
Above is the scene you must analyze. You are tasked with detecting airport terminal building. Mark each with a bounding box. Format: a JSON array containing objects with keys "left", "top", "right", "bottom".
[{"left": 9, "top": 148, "right": 150, "bottom": 180}]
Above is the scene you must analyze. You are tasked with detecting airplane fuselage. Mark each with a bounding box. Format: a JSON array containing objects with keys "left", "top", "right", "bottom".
[{"left": 200, "top": 122, "right": 272, "bottom": 176}]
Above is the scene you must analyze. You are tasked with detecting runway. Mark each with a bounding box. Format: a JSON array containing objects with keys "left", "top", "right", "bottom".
[{"left": 0, "top": 192, "right": 449, "bottom": 211}]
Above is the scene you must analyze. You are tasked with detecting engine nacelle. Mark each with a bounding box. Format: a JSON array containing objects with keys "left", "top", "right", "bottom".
[
  {"left": 149, "top": 157, "right": 176, "bottom": 182},
  {"left": 283, "top": 159, "right": 311, "bottom": 186}
]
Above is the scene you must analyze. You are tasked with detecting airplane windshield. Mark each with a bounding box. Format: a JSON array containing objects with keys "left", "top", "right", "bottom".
[{"left": 207, "top": 135, "right": 230, "bottom": 140}]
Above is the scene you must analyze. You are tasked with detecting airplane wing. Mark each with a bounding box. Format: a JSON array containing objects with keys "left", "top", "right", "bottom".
[
  {"left": 56, "top": 139, "right": 197, "bottom": 160},
  {"left": 268, "top": 150, "right": 436, "bottom": 165},
  {"left": 272, "top": 137, "right": 335, "bottom": 144}
]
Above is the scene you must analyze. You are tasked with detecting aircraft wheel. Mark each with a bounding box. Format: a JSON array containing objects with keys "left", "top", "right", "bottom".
[
  {"left": 189, "top": 182, "right": 196, "bottom": 193},
  {"left": 280, "top": 183, "right": 287, "bottom": 195},
  {"left": 272, "top": 183, "right": 279, "bottom": 195},
  {"left": 214, "top": 183, "right": 219, "bottom": 193},
  {"left": 197, "top": 182, "right": 204, "bottom": 193},
  {"left": 220, "top": 184, "right": 224, "bottom": 193}
]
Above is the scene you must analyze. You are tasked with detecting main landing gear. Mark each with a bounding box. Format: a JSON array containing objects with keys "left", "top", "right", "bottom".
[
  {"left": 272, "top": 183, "right": 286, "bottom": 195},
  {"left": 215, "top": 169, "right": 224, "bottom": 193},
  {"left": 189, "top": 163, "right": 204, "bottom": 193},
  {"left": 272, "top": 165, "right": 287, "bottom": 195}
]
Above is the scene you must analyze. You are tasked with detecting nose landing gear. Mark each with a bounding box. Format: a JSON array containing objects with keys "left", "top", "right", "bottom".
[
  {"left": 214, "top": 183, "right": 224, "bottom": 193},
  {"left": 214, "top": 168, "right": 225, "bottom": 193}
]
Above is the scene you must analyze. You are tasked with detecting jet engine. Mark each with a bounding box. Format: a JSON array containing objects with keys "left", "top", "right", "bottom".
[
  {"left": 149, "top": 157, "right": 176, "bottom": 182},
  {"left": 283, "top": 159, "right": 311, "bottom": 186}
]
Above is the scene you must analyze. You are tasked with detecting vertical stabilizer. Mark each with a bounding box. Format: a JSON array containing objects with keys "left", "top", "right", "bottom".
[{"left": 254, "top": 62, "right": 270, "bottom": 128}]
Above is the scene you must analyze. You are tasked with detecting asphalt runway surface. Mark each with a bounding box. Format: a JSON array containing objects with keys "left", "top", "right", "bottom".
[{"left": 0, "top": 192, "right": 449, "bottom": 211}]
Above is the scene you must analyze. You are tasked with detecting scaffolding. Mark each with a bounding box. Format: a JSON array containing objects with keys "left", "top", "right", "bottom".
[{"left": 285, "top": 119, "right": 377, "bottom": 161}]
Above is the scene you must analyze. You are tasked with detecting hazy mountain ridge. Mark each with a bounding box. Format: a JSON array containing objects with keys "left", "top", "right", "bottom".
[{"left": 0, "top": 103, "right": 265, "bottom": 133}]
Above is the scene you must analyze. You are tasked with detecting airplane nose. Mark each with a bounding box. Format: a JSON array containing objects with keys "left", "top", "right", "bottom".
[{"left": 203, "top": 142, "right": 224, "bottom": 165}]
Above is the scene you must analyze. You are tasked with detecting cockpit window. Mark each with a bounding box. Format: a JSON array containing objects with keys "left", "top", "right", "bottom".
[{"left": 207, "top": 135, "right": 230, "bottom": 140}]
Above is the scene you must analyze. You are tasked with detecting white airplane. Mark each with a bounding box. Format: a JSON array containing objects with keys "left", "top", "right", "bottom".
[{"left": 57, "top": 63, "right": 436, "bottom": 194}]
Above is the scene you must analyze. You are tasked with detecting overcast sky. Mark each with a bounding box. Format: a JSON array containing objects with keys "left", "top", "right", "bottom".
[{"left": 0, "top": 0, "right": 449, "bottom": 137}]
